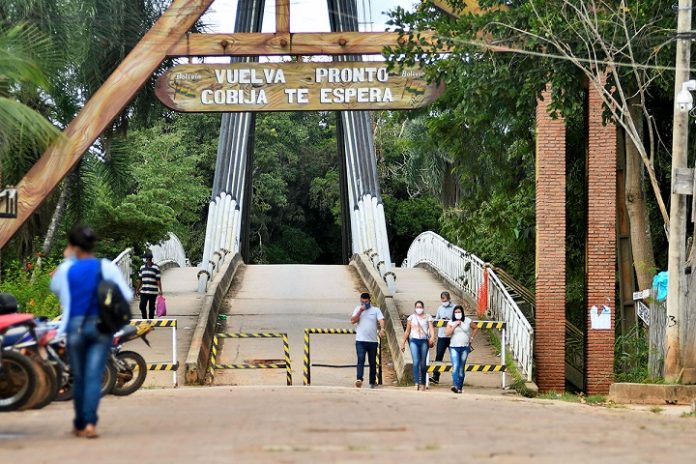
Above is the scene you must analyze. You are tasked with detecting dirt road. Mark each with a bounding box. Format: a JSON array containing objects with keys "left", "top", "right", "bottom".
[{"left": 2, "top": 386, "right": 694, "bottom": 463}]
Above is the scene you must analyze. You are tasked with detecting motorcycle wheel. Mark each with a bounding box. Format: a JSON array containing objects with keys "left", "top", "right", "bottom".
[
  {"left": 0, "top": 350, "right": 37, "bottom": 412},
  {"left": 20, "top": 356, "right": 51, "bottom": 410},
  {"left": 112, "top": 351, "right": 147, "bottom": 396},
  {"left": 31, "top": 361, "right": 59, "bottom": 409},
  {"left": 55, "top": 360, "right": 119, "bottom": 400}
]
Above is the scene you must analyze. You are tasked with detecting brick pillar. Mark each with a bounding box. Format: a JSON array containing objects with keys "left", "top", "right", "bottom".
[
  {"left": 585, "top": 83, "right": 617, "bottom": 395},
  {"left": 535, "top": 87, "right": 566, "bottom": 393}
]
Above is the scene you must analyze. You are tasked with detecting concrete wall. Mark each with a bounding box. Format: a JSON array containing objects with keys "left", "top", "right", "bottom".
[
  {"left": 185, "top": 253, "right": 243, "bottom": 384},
  {"left": 350, "top": 253, "right": 413, "bottom": 384}
]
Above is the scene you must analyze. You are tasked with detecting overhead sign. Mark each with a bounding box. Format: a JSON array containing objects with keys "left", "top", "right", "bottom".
[{"left": 155, "top": 62, "right": 443, "bottom": 112}]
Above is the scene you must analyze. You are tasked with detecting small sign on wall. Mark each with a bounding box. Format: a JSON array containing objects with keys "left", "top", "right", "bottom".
[{"left": 590, "top": 305, "right": 611, "bottom": 330}]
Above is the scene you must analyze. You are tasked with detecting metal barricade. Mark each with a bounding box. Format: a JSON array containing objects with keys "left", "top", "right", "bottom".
[
  {"left": 303, "top": 328, "right": 381, "bottom": 386},
  {"left": 425, "top": 320, "right": 507, "bottom": 389},
  {"left": 209, "top": 332, "right": 292, "bottom": 386},
  {"left": 130, "top": 318, "right": 178, "bottom": 387}
]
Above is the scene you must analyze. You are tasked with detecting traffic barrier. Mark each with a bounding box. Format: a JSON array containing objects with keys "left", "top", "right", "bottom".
[
  {"left": 130, "top": 318, "right": 178, "bottom": 387},
  {"left": 426, "top": 319, "right": 507, "bottom": 388},
  {"left": 209, "top": 332, "right": 292, "bottom": 386},
  {"left": 303, "top": 328, "right": 381, "bottom": 386}
]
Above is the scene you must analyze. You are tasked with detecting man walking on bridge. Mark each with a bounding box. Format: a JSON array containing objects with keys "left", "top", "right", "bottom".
[
  {"left": 136, "top": 250, "right": 162, "bottom": 319},
  {"left": 350, "top": 292, "right": 385, "bottom": 389}
]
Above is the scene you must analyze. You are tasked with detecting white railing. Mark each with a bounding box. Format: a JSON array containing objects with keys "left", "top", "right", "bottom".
[
  {"left": 404, "top": 231, "right": 534, "bottom": 381},
  {"left": 113, "top": 247, "right": 134, "bottom": 288},
  {"left": 150, "top": 233, "right": 188, "bottom": 268},
  {"left": 197, "top": 248, "right": 232, "bottom": 293}
]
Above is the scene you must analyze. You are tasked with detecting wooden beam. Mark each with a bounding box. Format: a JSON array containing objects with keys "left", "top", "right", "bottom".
[
  {"left": 276, "top": 0, "right": 290, "bottom": 33},
  {"left": 167, "top": 31, "right": 447, "bottom": 56},
  {"left": 0, "top": 0, "right": 214, "bottom": 248}
]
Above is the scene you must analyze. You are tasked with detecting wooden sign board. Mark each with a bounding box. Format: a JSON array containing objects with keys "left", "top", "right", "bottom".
[{"left": 155, "top": 62, "right": 443, "bottom": 112}]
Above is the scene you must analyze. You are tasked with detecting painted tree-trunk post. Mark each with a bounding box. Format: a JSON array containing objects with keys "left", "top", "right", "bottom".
[
  {"left": 585, "top": 82, "right": 617, "bottom": 395},
  {"left": 624, "top": 100, "right": 656, "bottom": 291},
  {"left": 649, "top": 293, "right": 667, "bottom": 379},
  {"left": 0, "top": 0, "right": 216, "bottom": 248},
  {"left": 616, "top": 127, "right": 636, "bottom": 333},
  {"left": 534, "top": 86, "right": 566, "bottom": 393}
]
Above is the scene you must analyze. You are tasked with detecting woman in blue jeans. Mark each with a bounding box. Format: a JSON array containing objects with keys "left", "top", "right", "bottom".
[
  {"left": 445, "top": 305, "right": 479, "bottom": 393},
  {"left": 401, "top": 301, "right": 435, "bottom": 391},
  {"left": 51, "top": 226, "right": 133, "bottom": 438}
]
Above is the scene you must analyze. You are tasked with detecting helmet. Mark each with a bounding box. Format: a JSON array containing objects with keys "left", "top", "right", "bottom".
[
  {"left": 143, "top": 250, "right": 153, "bottom": 259},
  {"left": 0, "top": 293, "right": 19, "bottom": 315}
]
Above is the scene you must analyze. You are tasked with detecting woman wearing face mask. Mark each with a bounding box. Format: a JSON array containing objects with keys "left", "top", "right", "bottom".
[
  {"left": 445, "top": 305, "right": 479, "bottom": 394},
  {"left": 401, "top": 301, "right": 435, "bottom": 390}
]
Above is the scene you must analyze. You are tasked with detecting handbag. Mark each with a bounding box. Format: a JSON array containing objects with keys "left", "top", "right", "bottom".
[{"left": 156, "top": 295, "right": 167, "bottom": 317}]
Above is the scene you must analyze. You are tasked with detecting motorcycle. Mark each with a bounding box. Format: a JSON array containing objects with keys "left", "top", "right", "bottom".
[{"left": 110, "top": 323, "right": 152, "bottom": 396}]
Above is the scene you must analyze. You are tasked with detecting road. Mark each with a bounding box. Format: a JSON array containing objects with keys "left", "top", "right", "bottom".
[{"left": 2, "top": 386, "right": 694, "bottom": 463}]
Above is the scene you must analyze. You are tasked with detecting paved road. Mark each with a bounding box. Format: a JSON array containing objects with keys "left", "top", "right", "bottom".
[
  {"left": 213, "top": 264, "right": 367, "bottom": 387},
  {"left": 2, "top": 386, "right": 694, "bottom": 463},
  {"left": 394, "top": 267, "right": 504, "bottom": 389}
]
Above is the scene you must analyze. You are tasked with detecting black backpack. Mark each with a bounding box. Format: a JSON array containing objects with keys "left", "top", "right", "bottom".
[{"left": 95, "top": 261, "right": 132, "bottom": 334}]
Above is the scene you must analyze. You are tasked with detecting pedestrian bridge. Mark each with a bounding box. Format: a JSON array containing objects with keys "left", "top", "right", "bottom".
[{"left": 112, "top": 231, "right": 590, "bottom": 391}]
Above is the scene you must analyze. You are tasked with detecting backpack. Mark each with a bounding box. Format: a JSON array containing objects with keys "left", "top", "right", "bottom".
[{"left": 95, "top": 261, "right": 132, "bottom": 334}]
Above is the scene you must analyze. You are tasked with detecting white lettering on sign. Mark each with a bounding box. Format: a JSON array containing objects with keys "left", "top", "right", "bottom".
[
  {"left": 201, "top": 89, "right": 268, "bottom": 105},
  {"left": 315, "top": 67, "right": 389, "bottom": 84},
  {"left": 319, "top": 87, "right": 393, "bottom": 104}
]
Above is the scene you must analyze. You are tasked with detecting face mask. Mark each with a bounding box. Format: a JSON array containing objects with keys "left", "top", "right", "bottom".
[
  {"left": 363, "top": 302, "right": 371, "bottom": 309},
  {"left": 454, "top": 313, "right": 463, "bottom": 320},
  {"left": 415, "top": 307, "right": 424, "bottom": 315}
]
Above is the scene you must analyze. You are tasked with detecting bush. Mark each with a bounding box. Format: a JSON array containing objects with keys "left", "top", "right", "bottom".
[{"left": 0, "top": 257, "right": 60, "bottom": 319}]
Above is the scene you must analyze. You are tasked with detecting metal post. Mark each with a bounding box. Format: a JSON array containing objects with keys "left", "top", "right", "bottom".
[
  {"left": 303, "top": 329, "right": 311, "bottom": 385},
  {"left": 283, "top": 333, "right": 292, "bottom": 386},
  {"left": 666, "top": 0, "right": 693, "bottom": 381},
  {"left": 501, "top": 327, "right": 507, "bottom": 389},
  {"left": 209, "top": 335, "right": 219, "bottom": 380},
  {"left": 377, "top": 338, "right": 382, "bottom": 385},
  {"left": 172, "top": 323, "right": 178, "bottom": 387}
]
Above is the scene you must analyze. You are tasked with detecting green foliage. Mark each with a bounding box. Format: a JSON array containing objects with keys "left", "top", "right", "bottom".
[
  {"left": 614, "top": 324, "right": 662, "bottom": 384},
  {"left": 0, "top": 258, "right": 60, "bottom": 319}
]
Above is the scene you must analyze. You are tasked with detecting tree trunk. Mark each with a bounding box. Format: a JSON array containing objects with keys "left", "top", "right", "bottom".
[
  {"left": 41, "top": 172, "right": 74, "bottom": 255},
  {"left": 441, "top": 161, "right": 461, "bottom": 208},
  {"left": 625, "top": 101, "right": 656, "bottom": 291}
]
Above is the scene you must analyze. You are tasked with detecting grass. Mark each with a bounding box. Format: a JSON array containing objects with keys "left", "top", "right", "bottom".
[
  {"left": 539, "top": 391, "right": 607, "bottom": 405},
  {"left": 649, "top": 406, "right": 664, "bottom": 414},
  {"left": 485, "top": 328, "right": 536, "bottom": 398}
]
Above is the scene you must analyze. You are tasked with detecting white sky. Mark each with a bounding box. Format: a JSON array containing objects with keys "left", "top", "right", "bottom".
[{"left": 202, "top": 0, "right": 418, "bottom": 33}]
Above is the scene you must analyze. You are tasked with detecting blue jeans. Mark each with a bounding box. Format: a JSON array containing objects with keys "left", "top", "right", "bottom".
[
  {"left": 409, "top": 338, "right": 429, "bottom": 385},
  {"left": 67, "top": 315, "right": 112, "bottom": 430},
  {"left": 449, "top": 346, "right": 471, "bottom": 390},
  {"left": 355, "top": 341, "right": 378, "bottom": 385}
]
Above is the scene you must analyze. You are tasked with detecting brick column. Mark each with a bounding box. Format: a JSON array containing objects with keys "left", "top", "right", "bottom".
[
  {"left": 585, "top": 83, "right": 617, "bottom": 395},
  {"left": 535, "top": 87, "right": 566, "bottom": 392}
]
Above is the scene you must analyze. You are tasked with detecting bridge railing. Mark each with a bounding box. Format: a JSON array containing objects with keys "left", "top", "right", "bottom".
[
  {"left": 113, "top": 247, "right": 134, "bottom": 287},
  {"left": 112, "top": 233, "right": 189, "bottom": 287},
  {"left": 403, "top": 231, "right": 534, "bottom": 381}
]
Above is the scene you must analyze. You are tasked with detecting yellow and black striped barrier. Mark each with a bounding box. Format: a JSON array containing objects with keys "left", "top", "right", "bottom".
[
  {"left": 209, "top": 332, "right": 292, "bottom": 386},
  {"left": 303, "top": 328, "right": 381, "bottom": 386},
  {"left": 148, "top": 362, "right": 179, "bottom": 371},
  {"left": 427, "top": 363, "right": 506, "bottom": 374},
  {"left": 130, "top": 319, "right": 177, "bottom": 328},
  {"left": 431, "top": 320, "right": 506, "bottom": 329}
]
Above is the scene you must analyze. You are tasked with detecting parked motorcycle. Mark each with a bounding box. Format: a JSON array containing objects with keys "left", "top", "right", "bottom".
[{"left": 110, "top": 323, "right": 152, "bottom": 396}]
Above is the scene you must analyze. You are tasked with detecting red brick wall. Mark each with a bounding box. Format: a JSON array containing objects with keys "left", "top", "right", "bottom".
[
  {"left": 585, "top": 83, "right": 617, "bottom": 395},
  {"left": 535, "top": 88, "right": 567, "bottom": 393}
]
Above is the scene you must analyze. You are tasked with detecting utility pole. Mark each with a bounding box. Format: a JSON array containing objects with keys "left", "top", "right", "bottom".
[{"left": 666, "top": 0, "right": 693, "bottom": 382}]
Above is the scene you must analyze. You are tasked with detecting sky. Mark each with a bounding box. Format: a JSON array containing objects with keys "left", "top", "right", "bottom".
[{"left": 201, "top": 0, "right": 418, "bottom": 33}]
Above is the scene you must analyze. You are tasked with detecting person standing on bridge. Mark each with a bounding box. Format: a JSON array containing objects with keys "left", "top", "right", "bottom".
[
  {"left": 350, "top": 292, "right": 385, "bottom": 389},
  {"left": 51, "top": 225, "right": 133, "bottom": 438},
  {"left": 445, "top": 305, "right": 479, "bottom": 394},
  {"left": 401, "top": 300, "right": 435, "bottom": 390},
  {"left": 430, "top": 291, "right": 455, "bottom": 385},
  {"left": 135, "top": 250, "right": 162, "bottom": 319}
]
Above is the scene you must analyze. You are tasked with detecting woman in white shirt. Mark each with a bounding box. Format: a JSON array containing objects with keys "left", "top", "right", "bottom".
[
  {"left": 401, "top": 301, "right": 435, "bottom": 390},
  {"left": 444, "top": 305, "right": 479, "bottom": 393}
]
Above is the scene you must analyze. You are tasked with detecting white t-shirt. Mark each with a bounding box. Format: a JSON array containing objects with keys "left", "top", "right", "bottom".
[
  {"left": 448, "top": 317, "right": 473, "bottom": 347},
  {"left": 352, "top": 305, "right": 384, "bottom": 342},
  {"left": 407, "top": 314, "right": 432, "bottom": 340}
]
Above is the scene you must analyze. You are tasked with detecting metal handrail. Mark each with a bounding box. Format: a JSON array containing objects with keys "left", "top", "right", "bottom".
[
  {"left": 403, "top": 231, "right": 534, "bottom": 381},
  {"left": 150, "top": 233, "right": 188, "bottom": 268},
  {"left": 113, "top": 247, "right": 134, "bottom": 288}
]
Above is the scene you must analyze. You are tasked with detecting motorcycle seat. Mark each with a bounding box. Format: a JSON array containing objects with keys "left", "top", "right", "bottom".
[{"left": 0, "top": 313, "right": 34, "bottom": 333}]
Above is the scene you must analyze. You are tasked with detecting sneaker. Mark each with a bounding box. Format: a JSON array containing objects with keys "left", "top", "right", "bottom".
[
  {"left": 450, "top": 386, "right": 458, "bottom": 394},
  {"left": 415, "top": 384, "right": 421, "bottom": 391},
  {"left": 355, "top": 379, "right": 363, "bottom": 388},
  {"left": 428, "top": 377, "right": 439, "bottom": 385},
  {"left": 457, "top": 389, "right": 463, "bottom": 394}
]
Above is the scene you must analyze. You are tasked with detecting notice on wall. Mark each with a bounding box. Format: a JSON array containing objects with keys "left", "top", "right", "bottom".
[
  {"left": 154, "top": 62, "right": 443, "bottom": 112},
  {"left": 590, "top": 305, "right": 611, "bottom": 330}
]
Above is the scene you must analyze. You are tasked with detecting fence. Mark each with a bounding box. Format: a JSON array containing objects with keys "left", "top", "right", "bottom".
[
  {"left": 426, "top": 319, "right": 507, "bottom": 388},
  {"left": 130, "top": 318, "right": 178, "bottom": 387},
  {"left": 404, "top": 231, "right": 533, "bottom": 381},
  {"left": 303, "top": 328, "right": 381, "bottom": 386},
  {"left": 209, "top": 332, "right": 292, "bottom": 386}
]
